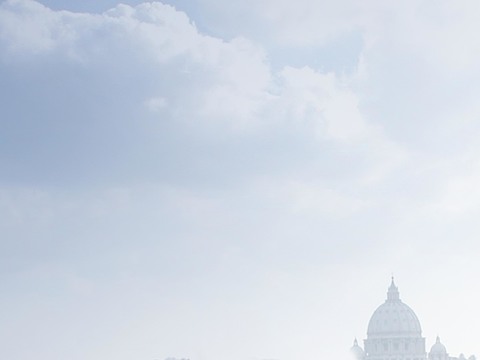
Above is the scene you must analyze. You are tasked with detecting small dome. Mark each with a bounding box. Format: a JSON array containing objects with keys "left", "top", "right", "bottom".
[
  {"left": 430, "top": 336, "right": 447, "bottom": 354},
  {"left": 367, "top": 278, "right": 422, "bottom": 337},
  {"left": 351, "top": 339, "right": 365, "bottom": 359}
]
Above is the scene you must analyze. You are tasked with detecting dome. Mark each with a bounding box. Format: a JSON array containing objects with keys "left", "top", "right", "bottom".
[
  {"left": 367, "top": 278, "right": 422, "bottom": 337},
  {"left": 430, "top": 336, "right": 447, "bottom": 354},
  {"left": 351, "top": 338, "right": 365, "bottom": 359}
]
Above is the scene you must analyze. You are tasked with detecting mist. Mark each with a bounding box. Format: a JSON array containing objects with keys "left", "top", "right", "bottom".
[{"left": 1, "top": 0, "right": 479, "bottom": 359}]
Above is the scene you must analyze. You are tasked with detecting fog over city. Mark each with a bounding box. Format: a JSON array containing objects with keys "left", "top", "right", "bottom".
[{"left": 1, "top": 0, "right": 480, "bottom": 359}]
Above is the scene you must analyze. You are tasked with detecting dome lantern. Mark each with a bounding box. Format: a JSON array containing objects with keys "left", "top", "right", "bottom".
[{"left": 387, "top": 276, "right": 400, "bottom": 301}]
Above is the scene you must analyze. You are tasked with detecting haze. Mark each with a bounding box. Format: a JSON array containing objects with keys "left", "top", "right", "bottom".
[{"left": 1, "top": 1, "right": 479, "bottom": 359}]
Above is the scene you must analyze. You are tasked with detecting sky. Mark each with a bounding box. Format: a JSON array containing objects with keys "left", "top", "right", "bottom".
[{"left": 1, "top": 0, "right": 480, "bottom": 359}]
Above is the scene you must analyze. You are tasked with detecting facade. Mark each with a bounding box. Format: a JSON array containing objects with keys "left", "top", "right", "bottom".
[{"left": 351, "top": 279, "right": 475, "bottom": 360}]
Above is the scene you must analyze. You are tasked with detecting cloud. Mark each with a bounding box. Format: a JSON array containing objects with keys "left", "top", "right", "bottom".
[
  {"left": 180, "top": 0, "right": 366, "bottom": 48},
  {"left": 0, "top": 0, "right": 397, "bottom": 190},
  {"left": 144, "top": 96, "right": 168, "bottom": 112},
  {"left": 270, "top": 66, "right": 369, "bottom": 141},
  {"left": 181, "top": 0, "right": 480, "bottom": 153}
]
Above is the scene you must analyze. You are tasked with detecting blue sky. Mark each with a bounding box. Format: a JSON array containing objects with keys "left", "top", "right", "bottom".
[{"left": 1, "top": 1, "right": 480, "bottom": 359}]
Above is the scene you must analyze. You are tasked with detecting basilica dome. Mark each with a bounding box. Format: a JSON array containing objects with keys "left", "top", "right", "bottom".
[
  {"left": 430, "top": 336, "right": 447, "bottom": 354},
  {"left": 351, "top": 339, "right": 365, "bottom": 359},
  {"left": 367, "top": 278, "right": 422, "bottom": 337}
]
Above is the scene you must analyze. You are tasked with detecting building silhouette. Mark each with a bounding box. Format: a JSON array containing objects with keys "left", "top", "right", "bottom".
[{"left": 351, "top": 278, "right": 475, "bottom": 360}]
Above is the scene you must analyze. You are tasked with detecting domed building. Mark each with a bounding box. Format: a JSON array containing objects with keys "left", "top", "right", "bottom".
[
  {"left": 429, "top": 336, "right": 448, "bottom": 360},
  {"left": 351, "top": 279, "right": 476, "bottom": 360}
]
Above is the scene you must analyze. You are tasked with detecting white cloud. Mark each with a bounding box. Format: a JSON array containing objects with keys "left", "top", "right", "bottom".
[
  {"left": 0, "top": 0, "right": 69, "bottom": 54},
  {"left": 0, "top": 186, "right": 54, "bottom": 226},
  {"left": 422, "top": 159, "right": 480, "bottom": 217},
  {"left": 257, "top": 177, "right": 370, "bottom": 217},
  {"left": 190, "top": 0, "right": 366, "bottom": 47},
  {"left": 271, "top": 66, "right": 370, "bottom": 141},
  {"left": 144, "top": 96, "right": 168, "bottom": 112},
  {"left": 0, "top": 0, "right": 394, "bottom": 170}
]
